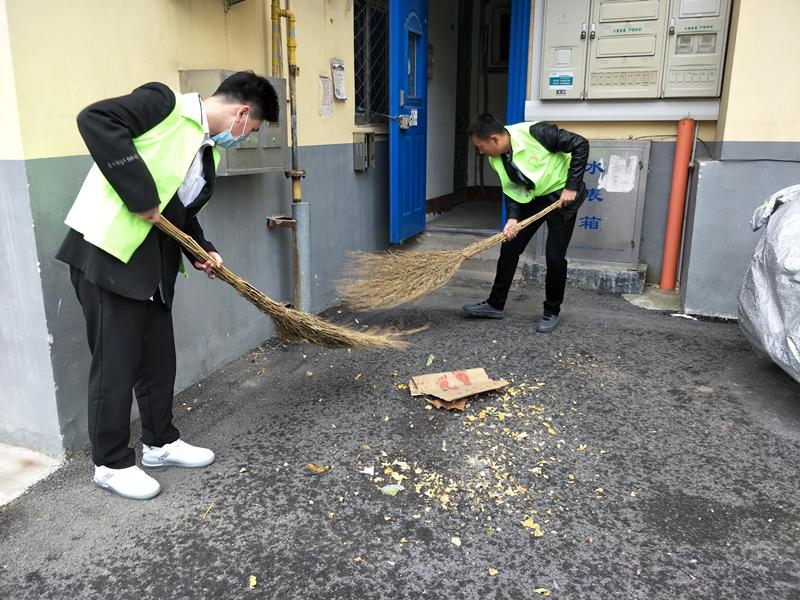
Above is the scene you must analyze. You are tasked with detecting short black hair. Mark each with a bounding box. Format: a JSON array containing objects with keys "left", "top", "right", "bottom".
[
  {"left": 468, "top": 113, "right": 506, "bottom": 140},
  {"left": 213, "top": 71, "right": 280, "bottom": 122}
]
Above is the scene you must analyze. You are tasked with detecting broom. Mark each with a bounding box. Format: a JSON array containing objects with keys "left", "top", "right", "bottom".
[
  {"left": 154, "top": 216, "right": 415, "bottom": 349},
  {"left": 338, "top": 200, "right": 562, "bottom": 311}
]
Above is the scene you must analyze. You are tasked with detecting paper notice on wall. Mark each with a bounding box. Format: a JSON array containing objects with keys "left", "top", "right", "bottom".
[
  {"left": 330, "top": 59, "right": 347, "bottom": 100},
  {"left": 319, "top": 76, "right": 333, "bottom": 116},
  {"left": 598, "top": 154, "right": 637, "bottom": 193}
]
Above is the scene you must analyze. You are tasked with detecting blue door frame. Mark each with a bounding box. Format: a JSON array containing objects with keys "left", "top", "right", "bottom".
[
  {"left": 501, "top": 0, "right": 532, "bottom": 226},
  {"left": 389, "top": 0, "right": 428, "bottom": 244}
]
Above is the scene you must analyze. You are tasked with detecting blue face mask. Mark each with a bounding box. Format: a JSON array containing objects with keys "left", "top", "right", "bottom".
[{"left": 212, "top": 111, "right": 249, "bottom": 148}]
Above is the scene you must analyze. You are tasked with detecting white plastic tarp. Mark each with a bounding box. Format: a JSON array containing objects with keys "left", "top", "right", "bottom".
[{"left": 738, "top": 184, "right": 800, "bottom": 384}]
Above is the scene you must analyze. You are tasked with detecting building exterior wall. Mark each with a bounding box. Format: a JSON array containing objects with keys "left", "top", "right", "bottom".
[{"left": 680, "top": 0, "right": 800, "bottom": 315}]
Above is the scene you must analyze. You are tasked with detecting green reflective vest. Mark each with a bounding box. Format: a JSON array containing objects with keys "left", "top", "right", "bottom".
[
  {"left": 65, "top": 90, "right": 220, "bottom": 263},
  {"left": 487, "top": 122, "right": 571, "bottom": 204}
]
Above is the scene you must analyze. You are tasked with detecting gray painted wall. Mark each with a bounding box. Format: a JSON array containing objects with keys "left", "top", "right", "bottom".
[
  {"left": 639, "top": 141, "right": 675, "bottom": 282},
  {"left": 0, "top": 160, "right": 62, "bottom": 455},
  {"left": 426, "top": 2, "right": 459, "bottom": 200},
  {"left": 680, "top": 150, "right": 800, "bottom": 318},
  {"left": 27, "top": 141, "right": 390, "bottom": 453},
  {"left": 301, "top": 141, "right": 390, "bottom": 312}
]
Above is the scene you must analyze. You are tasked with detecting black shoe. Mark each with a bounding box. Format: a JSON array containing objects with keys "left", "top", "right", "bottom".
[
  {"left": 536, "top": 313, "right": 560, "bottom": 333},
  {"left": 463, "top": 301, "right": 504, "bottom": 319}
]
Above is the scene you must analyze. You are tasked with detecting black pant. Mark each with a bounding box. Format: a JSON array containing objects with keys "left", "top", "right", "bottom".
[
  {"left": 70, "top": 267, "right": 180, "bottom": 468},
  {"left": 487, "top": 190, "right": 582, "bottom": 316}
]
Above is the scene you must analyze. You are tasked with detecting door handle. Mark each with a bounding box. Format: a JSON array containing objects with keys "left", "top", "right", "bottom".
[
  {"left": 589, "top": 22, "right": 596, "bottom": 40},
  {"left": 669, "top": 17, "right": 675, "bottom": 35},
  {"left": 580, "top": 23, "right": 587, "bottom": 40}
]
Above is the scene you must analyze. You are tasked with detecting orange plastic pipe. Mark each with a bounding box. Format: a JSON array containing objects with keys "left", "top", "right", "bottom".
[{"left": 659, "top": 118, "right": 696, "bottom": 291}]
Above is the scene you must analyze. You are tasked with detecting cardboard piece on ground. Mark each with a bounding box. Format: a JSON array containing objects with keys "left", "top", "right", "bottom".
[{"left": 409, "top": 368, "right": 509, "bottom": 409}]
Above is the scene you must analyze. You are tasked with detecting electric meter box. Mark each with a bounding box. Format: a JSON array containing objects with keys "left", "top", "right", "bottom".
[
  {"left": 539, "top": 0, "right": 731, "bottom": 101},
  {"left": 586, "top": 0, "right": 669, "bottom": 99},
  {"left": 662, "top": 0, "right": 731, "bottom": 97},
  {"left": 178, "top": 69, "right": 287, "bottom": 176},
  {"left": 539, "top": 0, "right": 591, "bottom": 100}
]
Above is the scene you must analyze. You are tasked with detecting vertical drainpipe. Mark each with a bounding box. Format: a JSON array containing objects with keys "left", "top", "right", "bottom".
[
  {"left": 659, "top": 118, "right": 696, "bottom": 291},
  {"left": 271, "top": 1, "right": 310, "bottom": 313}
]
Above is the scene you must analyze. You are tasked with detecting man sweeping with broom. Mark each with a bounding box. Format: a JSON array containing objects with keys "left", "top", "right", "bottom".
[
  {"left": 56, "top": 72, "right": 279, "bottom": 500},
  {"left": 462, "top": 114, "right": 589, "bottom": 333}
]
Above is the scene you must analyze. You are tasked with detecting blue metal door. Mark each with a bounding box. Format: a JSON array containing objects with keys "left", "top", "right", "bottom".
[{"left": 389, "top": 0, "right": 428, "bottom": 244}]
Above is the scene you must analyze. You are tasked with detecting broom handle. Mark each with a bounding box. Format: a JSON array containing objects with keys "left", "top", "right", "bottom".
[
  {"left": 510, "top": 200, "right": 563, "bottom": 235},
  {"left": 154, "top": 216, "right": 240, "bottom": 290}
]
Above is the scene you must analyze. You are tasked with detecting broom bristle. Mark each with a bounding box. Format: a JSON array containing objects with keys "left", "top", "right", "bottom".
[
  {"left": 338, "top": 201, "right": 562, "bottom": 311},
  {"left": 155, "top": 218, "right": 416, "bottom": 349},
  {"left": 339, "top": 249, "right": 468, "bottom": 310}
]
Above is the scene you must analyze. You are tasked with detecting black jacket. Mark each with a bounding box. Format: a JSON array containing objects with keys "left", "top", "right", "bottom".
[
  {"left": 502, "top": 122, "right": 589, "bottom": 221},
  {"left": 56, "top": 82, "right": 217, "bottom": 306}
]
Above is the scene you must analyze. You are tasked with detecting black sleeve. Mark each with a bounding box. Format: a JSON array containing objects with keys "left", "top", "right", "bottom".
[
  {"left": 530, "top": 121, "right": 590, "bottom": 191},
  {"left": 76, "top": 82, "right": 176, "bottom": 213},
  {"left": 505, "top": 196, "right": 523, "bottom": 221}
]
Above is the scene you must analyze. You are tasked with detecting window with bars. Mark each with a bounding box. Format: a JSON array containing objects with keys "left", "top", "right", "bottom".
[{"left": 354, "top": 0, "right": 388, "bottom": 126}]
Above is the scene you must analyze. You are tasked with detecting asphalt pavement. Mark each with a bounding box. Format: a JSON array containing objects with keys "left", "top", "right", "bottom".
[{"left": 1, "top": 281, "right": 798, "bottom": 599}]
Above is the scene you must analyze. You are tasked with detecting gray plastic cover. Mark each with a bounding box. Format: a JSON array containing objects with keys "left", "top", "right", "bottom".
[{"left": 738, "top": 185, "right": 800, "bottom": 384}]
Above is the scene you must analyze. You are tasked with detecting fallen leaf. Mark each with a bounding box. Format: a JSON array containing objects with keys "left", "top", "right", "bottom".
[
  {"left": 380, "top": 484, "right": 405, "bottom": 496},
  {"left": 451, "top": 536, "right": 461, "bottom": 547},
  {"left": 397, "top": 383, "right": 408, "bottom": 390},
  {"left": 353, "top": 556, "right": 363, "bottom": 562},
  {"left": 248, "top": 575, "right": 257, "bottom": 590},
  {"left": 488, "top": 567, "right": 498, "bottom": 576},
  {"left": 426, "top": 354, "right": 435, "bottom": 366},
  {"left": 577, "top": 444, "right": 587, "bottom": 452},
  {"left": 534, "top": 588, "right": 551, "bottom": 596},
  {"left": 305, "top": 370, "right": 313, "bottom": 376},
  {"left": 354, "top": 373, "right": 362, "bottom": 380},
  {"left": 306, "top": 463, "right": 329, "bottom": 474},
  {"left": 400, "top": 537, "right": 407, "bottom": 543}
]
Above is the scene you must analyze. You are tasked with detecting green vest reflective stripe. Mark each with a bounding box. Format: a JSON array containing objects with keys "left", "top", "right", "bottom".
[
  {"left": 487, "top": 121, "right": 571, "bottom": 204},
  {"left": 65, "top": 90, "right": 220, "bottom": 263}
]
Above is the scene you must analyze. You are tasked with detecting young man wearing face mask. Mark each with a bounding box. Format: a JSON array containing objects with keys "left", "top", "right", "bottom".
[{"left": 56, "top": 71, "right": 280, "bottom": 500}]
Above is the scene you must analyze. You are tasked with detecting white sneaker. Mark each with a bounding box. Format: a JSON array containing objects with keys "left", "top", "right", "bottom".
[
  {"left": 94, "top": 465, "right": 161, "bottom": 500},
  {"left": 141, "top": 439, "right": 215, "bottom": 468}
]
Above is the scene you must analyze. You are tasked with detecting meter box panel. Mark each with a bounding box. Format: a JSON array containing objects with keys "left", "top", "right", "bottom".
[
  {"left": 539, "top": 0, "right": 591, "bottom": 100},
  {"left": 178, "top": 69, "right": 287, "bottom": 177},
  {"left": 586, "top": 0, "right": 668, "bottom": 99},
  {"left": 662, "top": 0, "right": 731, "bottom": 97}
]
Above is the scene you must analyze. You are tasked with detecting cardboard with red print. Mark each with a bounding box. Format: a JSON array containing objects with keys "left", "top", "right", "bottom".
[{"left": 408, "top": 368, "right": 509, "bottom": 403}]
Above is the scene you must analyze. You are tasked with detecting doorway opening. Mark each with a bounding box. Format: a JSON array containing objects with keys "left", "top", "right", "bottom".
[{"left": 426, "top": 0, "right": 512, "bottom": 233}]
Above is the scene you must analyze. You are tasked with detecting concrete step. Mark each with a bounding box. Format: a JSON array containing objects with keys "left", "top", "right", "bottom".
[{"left": 521, "top": 258, "right": 647, "bottom": 295}]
